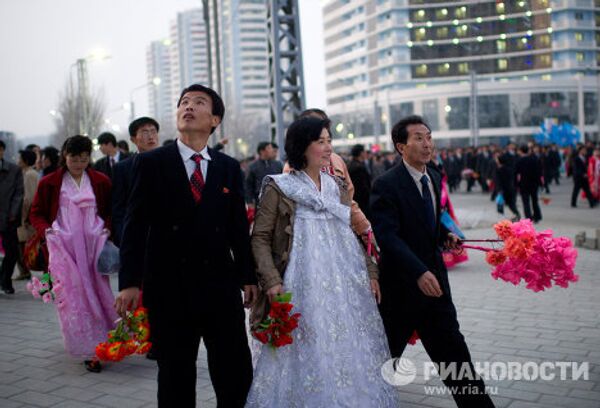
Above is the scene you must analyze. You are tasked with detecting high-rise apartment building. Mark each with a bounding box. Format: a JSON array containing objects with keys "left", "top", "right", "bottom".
[
  {"left": 147, "top": 8, "right": 209, "bottom": 137},
  {"left": 323, "top": 0, "right": 600, "bottom": 147}
]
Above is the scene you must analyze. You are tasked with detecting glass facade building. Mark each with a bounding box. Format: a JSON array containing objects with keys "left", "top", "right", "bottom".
[{"left": 322, "top": 0, "right": 600, "bottom": 147}]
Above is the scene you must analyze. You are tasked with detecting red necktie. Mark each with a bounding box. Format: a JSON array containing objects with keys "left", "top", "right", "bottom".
[{"left": 190, "top": 154, "right": 205, "bottom": 204}]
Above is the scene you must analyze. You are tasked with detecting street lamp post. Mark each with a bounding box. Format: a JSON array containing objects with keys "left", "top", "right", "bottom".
[
  {"left": 129, "top": 77, "right": 162, "bottom": 123},
  {"left": 70, "top": 49, "right": 111, "bottom": 136}
]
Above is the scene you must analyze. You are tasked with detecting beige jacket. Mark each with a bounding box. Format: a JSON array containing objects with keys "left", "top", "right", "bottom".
[{"left": 250, "top": 175, "right": 377, "bottom": 325}]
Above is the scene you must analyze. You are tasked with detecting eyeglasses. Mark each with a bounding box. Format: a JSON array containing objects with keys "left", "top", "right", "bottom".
[{"left": 138, "top": 129, "right": 158, "bottom": 138}]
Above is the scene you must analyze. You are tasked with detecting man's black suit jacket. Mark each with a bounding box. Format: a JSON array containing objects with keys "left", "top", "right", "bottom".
[
  {"left": 370, "top": 161, "right": 452, "bottom": 308},
  {"left": 572, "top": 155, "right": 588, "bottom": 181},
  {"left": 515, "top": 154, "right": 542, "bottom": 192},
  {"left": 111, "top": 155, "right": 136, "bottom": 247},
  {"left": 93, "top": 152, "right": 131, "bottom": 179},
  {"left": 119, "top": 142, "right": 255, "bottom": 318}
]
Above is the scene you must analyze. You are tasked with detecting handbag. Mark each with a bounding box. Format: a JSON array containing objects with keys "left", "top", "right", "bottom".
[
  {"left": 97, "top": 240, "right": 120, "bottom": 275},
  {"left": 496, "top": 193, "right": 505, "bottom": 214},
  {"left": 23, "top": 231, "right": 47, "bottom": 271}
]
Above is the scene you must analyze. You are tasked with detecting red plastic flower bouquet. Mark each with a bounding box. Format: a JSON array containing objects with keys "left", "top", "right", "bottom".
[
  {"left": 252, "top": 292, "right": 301, "bottom": 349},
  {"left": 95, "top": 306, "right": 152, "bottom": 362}
]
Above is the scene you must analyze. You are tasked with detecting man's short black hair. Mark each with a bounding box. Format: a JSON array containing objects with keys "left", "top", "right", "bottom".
[
  {"left": 285, "top": 117, "right": 328, "bottom": 170},
  {"left": 257, "top": 141, "right": 271, "bottom": 154},
  {"left": 270, "top": 142, "right": 279, "bottom": 149},
  {"left": 97, "top": 132, "right": 117, "bottom": 147},
  {"left": 519, "top": 144, "right": 529, "bottom": 154},
  {"left": 391, "top": 115, "right": 431, "bottom": 147},
  {"left": 0, "top": 140, "right": 5, "bottom": 150},
  {"left": 177, "top": 84, "right": 225, "bottom": 135},
  {"left": 19, "top": 150, "right": 37, "bottom": 166},
  {"left": 129, "top": 116, "right": 159, "bottom": 137},
  {"left": 41, "top": 146, "right": 59, "bottom": 167},
  {"left": 351, "top": 144, "right": 365, "bottom": 158},
  {"left": 25, "top": 144, "right": 40, "bottom": 151}
]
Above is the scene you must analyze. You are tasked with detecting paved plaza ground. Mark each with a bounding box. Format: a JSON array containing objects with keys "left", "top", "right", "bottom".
[{"left": 0, "top": 177, "right": 599, "bottom": 407}]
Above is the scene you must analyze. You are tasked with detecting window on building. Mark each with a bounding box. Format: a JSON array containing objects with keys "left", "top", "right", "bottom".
[
  {"left": 575, "top": 32, "right": 584, "bottom": 42},
  {"left": 538, "top": 54, "right": 552, "bottom": 67},
  {"left": 414, "top": 9, "right": 426, "bottom": 21},
  {"left": 496, "top": 2, "right": 505, "bottom": 13},
  {"left": 539, "top": 34, "right": 551, "bottom": 47},
  {"left": 541, "top": 74, "right": 552, "bottom": 80},
  {"left": 437, "top": 63, "right": 450, "bottom": 74},
  {"left": 436, "top": 27, "right": 448, "bottom": 38},
  {"left": 575, "top": 12, "right": 584, "bottom": 20},
  {"left": 496, "top": 40, "right": 506, "bottom": 53},
  {"left": 498, "top": 59, "right": 508, "bottom": 70},
  {"left": 458, "top": 62, "right": 469, "bottom": 74},
  {"left": 457, "top": 25, "right": 468, "bottom": 37},
  {"left": 537, "top": 0, "right": 549, "bottom": 6},
  {"left": 416, "top": 64, "right": 428, "bottom": 76},
  {"left": 416, "top": 27, "right": 427, "bottom": 41},
  {"left": 576, "top": 52, "right": 585, "bottom": 62},
  {"left": 455, "top": 6, "right": 466, "bottom": 19},
  {"left": 436, "top": 8, "right": 448, "bottom": 19}
]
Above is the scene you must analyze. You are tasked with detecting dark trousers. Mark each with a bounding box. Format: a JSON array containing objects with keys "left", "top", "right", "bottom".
[
  {"left": 0, "top": 226, "right": 18, "bottom": 290},
  {"left": 151, "top": 286, "right": 253, "bottom": 408},
  {"left": 503, "top": 191, "right": 520, "bottom": 218},
  {"left": 571, "top": 177, "right": 596, "bottom": 207},
  {"left": 520, "top": 189, "right": 541, "bottom": 222},
  {"left": 380, "top": 293, "right": 495, "bottom": 408}
]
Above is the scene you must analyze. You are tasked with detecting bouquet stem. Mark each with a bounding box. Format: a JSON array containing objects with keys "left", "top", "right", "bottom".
[
  {"left": 461, "top": 244, "right": 492, "bottom": 252},
  {"left": 460, "top": 239, "right": 502, "bottom": 243}
]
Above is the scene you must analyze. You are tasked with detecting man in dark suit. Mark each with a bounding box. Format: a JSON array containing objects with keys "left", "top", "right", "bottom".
[
  {"left": 348, "top": 143, "right": 372, "bottom": 219},
  {"left": 571, "top": 145, "right": 598, "bottom": 208},
  {"left": 244, "top": 141, "right": 283, "bottom": 208},
  {"left": 111, "top": 117, "right": 160, "bottom": 247},
  {"left": 371, "top": 115, "right": 495, "bottom": 408},
  {"left": 514, "top": 144, "right": 542, "bottom": 222},
  {"left": 93, "top": 132, "right": 130, "bottom": 178},
  {"left": 115, "top": 84, "right": 257, "bottom": 407}
]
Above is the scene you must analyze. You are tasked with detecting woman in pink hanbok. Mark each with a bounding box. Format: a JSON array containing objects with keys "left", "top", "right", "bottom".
[
  {"left": 29, "top": 135, "right": 116, "bottom": 373},
  {"left": 588, "top": 147, "right": 600, "bottom": 201}
]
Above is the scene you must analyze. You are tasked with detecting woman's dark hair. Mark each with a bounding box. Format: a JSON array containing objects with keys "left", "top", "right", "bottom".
[
  {"left": 59, "top": 135, "right": 93, "bottom": 167},
  {"left": 19, "top": 149, "right": 37, "bottom": 166},
  {"left": 285, "top": 117, "right": 328, "bottom": 170},
  {"left": 41, "top": 146, "right": 60, "bottom": 167}
]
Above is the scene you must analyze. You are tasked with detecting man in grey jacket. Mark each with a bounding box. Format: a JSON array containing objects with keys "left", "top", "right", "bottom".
[{"left": 0, "top": 140, "right": 24, "bottom": 294}]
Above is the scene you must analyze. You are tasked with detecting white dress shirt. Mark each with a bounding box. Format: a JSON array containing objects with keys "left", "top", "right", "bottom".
[
  {"left": 403, "top": 159, "right": 437, "bottom": 216},
  {"left": 177, "top": 139, "right": 211, "bottom": 181}
]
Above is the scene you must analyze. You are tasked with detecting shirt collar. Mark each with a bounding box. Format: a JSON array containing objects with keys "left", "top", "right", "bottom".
[
  {"left": 403, "top": 159, "right": 429, "bottom": 184},
  {"left": 177, "top": 138, "right": 212, "bottom": 162}
]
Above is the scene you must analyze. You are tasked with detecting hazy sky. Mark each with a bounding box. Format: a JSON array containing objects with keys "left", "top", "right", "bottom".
[{"left": 0, "top": 0, "right": 326, "bottom": 142}]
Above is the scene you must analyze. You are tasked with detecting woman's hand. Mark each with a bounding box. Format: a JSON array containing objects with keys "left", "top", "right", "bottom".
[
  {"left": 266, "top": 284, "right": 284, "bottom": 303},
  {"left": 370, "top": 279, "right": 381, "bottom": 304}
]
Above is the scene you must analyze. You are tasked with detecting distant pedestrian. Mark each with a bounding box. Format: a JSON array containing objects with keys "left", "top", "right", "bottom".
[
  {"left": 571, "top": 146, "right": 598, "bottom": 208},
  {"left": 245, "top": 142, "right": 283, "bottom": 208},
  {"left": 0, "top": 140, "right": 24, "bottom": 294},
  {"left": 15, "top": 149, "right": 39, "bottom": 280},
  {"left": 515, "top": 144, "right": 542, "bottom": 222}
]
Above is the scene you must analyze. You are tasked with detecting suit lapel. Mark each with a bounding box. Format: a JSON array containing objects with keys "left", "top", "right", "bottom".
[
  {"left": 397, "top": 161, "right": 438, "bottom": 240},
  {"left": 201, "top": 148, "right": 223, "bottom": 205}
]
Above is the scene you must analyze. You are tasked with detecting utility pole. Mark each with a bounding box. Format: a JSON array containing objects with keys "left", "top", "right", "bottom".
[{"left": 469, "top": 70, "right": 479, "bottom": 147}]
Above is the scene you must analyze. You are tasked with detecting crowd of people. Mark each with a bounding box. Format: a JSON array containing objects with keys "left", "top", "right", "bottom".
[{"left": 0, "top": 82, "right": 599, "bottom": 407}]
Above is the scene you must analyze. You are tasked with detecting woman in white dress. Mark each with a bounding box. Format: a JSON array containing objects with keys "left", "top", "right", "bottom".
[{"left": 246, "top": 117, "right": 399, "bottom": 407}]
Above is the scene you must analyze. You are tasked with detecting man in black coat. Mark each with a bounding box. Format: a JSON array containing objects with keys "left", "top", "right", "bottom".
[
  {"left": 111, "top": 117, "right": 160, "bottom": 247},
  {"left": 371, "top": 115, "right": 494, "bottom": 408},
  {"left": 514, "top": 144, "right": 542, "bottom": 222},
  {"left": 348, "top": 143, "right": 372, "bottom": 219},
  {"left": 93, "top": 132, "right": 131, "bottom": 179},
  {"left": 571, "top": 145, "right": 598, "bottom": 208},
  {"left": 244, "top": 141, "right": 283, "bottom": 208},
  {"left": 115, "top": 84, "right": 257, "bottom": 407}
]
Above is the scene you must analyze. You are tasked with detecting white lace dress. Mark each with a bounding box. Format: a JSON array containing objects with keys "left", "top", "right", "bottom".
[{"left": 246, "top": 171, "right": 400, "bottom": 407}]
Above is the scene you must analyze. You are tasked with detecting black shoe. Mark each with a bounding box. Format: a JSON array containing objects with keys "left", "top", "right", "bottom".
[
  {"left": 146, "top": 349, "right": 157, "bottom": 361},
  {"left": 2, "top": 287, "right": 15, "bottom": 294},
  {"left": 84, "top": 360, "right": 102, "bottom": 373}
]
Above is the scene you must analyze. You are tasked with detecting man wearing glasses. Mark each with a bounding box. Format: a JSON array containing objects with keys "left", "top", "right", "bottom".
[{"left": 112, "top": 117, "right": 160, "bottom": 247}]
